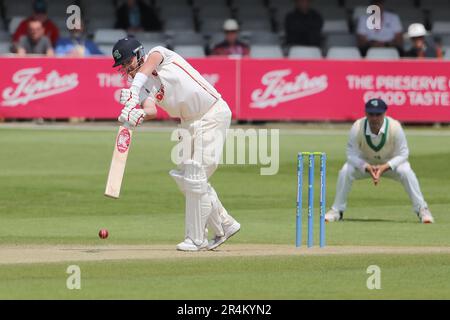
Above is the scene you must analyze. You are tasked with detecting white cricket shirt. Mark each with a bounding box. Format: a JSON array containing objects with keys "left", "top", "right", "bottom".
[
  {"left": 138, "top": 46, "right": 221, "bottom": 121},
  {"left": 347, "top": 116, "right": 409, "bottom": 172},
  {"left": 356, "top": 10, "right": 403, "bottom": 42}
]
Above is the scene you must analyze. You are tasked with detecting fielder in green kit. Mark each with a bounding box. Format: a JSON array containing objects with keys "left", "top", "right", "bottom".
[{"left": 325, "top": 98, "right": 434, "bottom": 224}]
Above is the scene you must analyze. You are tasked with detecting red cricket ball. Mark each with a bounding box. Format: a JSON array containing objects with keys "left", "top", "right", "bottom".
[{"left": 98, "top": 229, "right": 109, "bottom": 239}]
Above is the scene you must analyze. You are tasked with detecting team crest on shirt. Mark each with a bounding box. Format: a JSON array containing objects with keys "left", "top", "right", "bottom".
[{"left": 156, "top": 84, "right": 165, "bottom": 102}]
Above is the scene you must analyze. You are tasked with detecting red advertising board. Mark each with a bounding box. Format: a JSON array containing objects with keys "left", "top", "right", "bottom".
[
  {"left": 239, "top": 59, "right": 450, "bottom": 122},
  {"left": 1, "top": 57, "right": 450, "bottom": 122},
  {"left": 0, "top": 57, "right": 238, "bottom": 119}
]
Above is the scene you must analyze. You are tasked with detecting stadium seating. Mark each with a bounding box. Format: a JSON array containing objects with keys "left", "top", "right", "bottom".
[
  {"left": 247, "top": 31, "right": 280, "bottom": 45},
  {"left": 231, "top": 0, "right": 265, "bottom": 6},
  {"left": 94, "top": 29, "right": 127, "bottom": 45},
  {"left": 427, "top": 8, "right": 450, "bottom": 26},
  {"left": 444, "top": 47, "right": 450, "bottom": 60},
  {"left": 322, "top": 20, "right": 350, "bottom": 34},
  {"left": 325, "top": 33, "right": 357, "bottom": 49},
  {"left": 351, "top": 6, "right": 367, "bottom": 27},
  {"left": 320, "top": 7, "right": 348, "bottom": 21},
  {"left": 439, "top": 34, "right": 450, "bottom": 46},
  {"left": 88, "top": 18, "right": 116, "bottom": 31},
  {"left": 46, "top": 0, "right": 75, "bottom": 18},
  {"left": 432, "top": 21, "right": 450, "bottom": 35},
  {"left": 313, "top": 0, "right": 341, "bottom": 8},
  {"left": 250, "top": 45, "right": 284, "bottom": 58},
  {"left": 82, "top": 0, "right": 116, "bottom": 22},
  {"left": 98, "top": 44, "right": 114, "bottom": 56},
  {"left": 0, "top": 42, "right": 11, "bottom": 54},
  {"left": 421, "top": 0, "right": 450, "bottom": 11},
  {"left": 0, "top": 29, "right": 10, "bottom": 41},
  {"left": 326, "top": 46, "right": 362, "bottom": 59},
  {"left": 193, "top": 0, "right": 227, "bottom": 7},
  {"left": 200, "top": 18, "right": 230, "bottom": 34},
  {"left": 52, "top": 16, "right": 68, "bottom": 31},
  {"left": 154, "top": 0, "right": 187, "bottom": 6},
  {"left": 170, "top": 31, "right": 204, "bottom": 46},
  {"left": 164, "top": 19, "right": 196, "bottom": 32},
  {"left": 395, "top": 7, "right": 425, "bottom": 27},
  {"left": 288, "top": 46, "right": 322, "bottom": 59},
  {"left": 240, "top": 19, "right": 272, "bottom": 33},
  {"left": 366, "top": 47, "right": 400, "bottom": 59},
  {"left": 158, "top": 4, "right": 193, "bottom": 20},
  {"left": 195, "top": 5, "right": 232, "bottom": 21},
  {"left": 8, "top": 16, "right": 25, "bottom": 34},
  {"left": 133, "top": 32, "right": 167, "bottom": 43},
  {"left": 3, "top": 1, "right": 30, "bottom": 18},
  {"left": 0, "top": 0, "right": 447, "bottom": 61},
  {"left": 272, "top": 6, "right": 292, "bottom": 32},
  {"left": 234, "top": 5, "right": 269, "bottom": 22},
  {"left": 174, "top": 45, "right": 205, "bottom": 58}
]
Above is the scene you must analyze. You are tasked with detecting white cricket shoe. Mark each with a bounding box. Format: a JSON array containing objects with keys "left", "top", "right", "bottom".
[
  {"left": 418, "top": 207, "right": 434, "bottom": 224},
  {"left": 325, "top": 209, "right": 343, "bottom": 222},
  {"left": 207, "top": 221, "right": 241, "bottom": 250},
  {"left": 176, "top": 238, "right": 208, "bottom": 252}
]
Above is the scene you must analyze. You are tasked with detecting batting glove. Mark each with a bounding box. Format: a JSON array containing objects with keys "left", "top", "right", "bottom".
[
  {"left": 119, "top": 86, "right": 140, "bottom": 106},
  {"left": 118, "top": 104, "right": 146, "bottom": 128}
]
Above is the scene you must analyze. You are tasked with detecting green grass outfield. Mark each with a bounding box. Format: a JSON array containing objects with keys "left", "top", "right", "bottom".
[{"left": 0, "top": 124, "right": 449, "bottom": 299}]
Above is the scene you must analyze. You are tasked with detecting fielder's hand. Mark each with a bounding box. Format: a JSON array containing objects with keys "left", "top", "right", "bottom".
[
  {"left": 118, "top": 104, "right": 146, "bottom": 128},
  {"left": 119, "top": 86, "right": 140, "bottom": 106},
  {"left": 365, "top": 164, "right": 379, "bottom": 186},
  {"left": 373, "top": 163, "right": 391, "bottom": 184}
]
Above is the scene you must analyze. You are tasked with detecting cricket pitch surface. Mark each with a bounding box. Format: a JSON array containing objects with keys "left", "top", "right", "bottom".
[{"left": 1, "top": 244, "right": 450, "bottom": 264}]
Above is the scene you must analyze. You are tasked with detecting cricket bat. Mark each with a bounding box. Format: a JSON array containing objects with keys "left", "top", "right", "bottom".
[{"left": 104, "top": 125, "right": 133, "bottom": 199}]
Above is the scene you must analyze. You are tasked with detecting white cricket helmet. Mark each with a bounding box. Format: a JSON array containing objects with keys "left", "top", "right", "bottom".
[{"left": 408, "top": 23, "right": 427, "bottom": 38}]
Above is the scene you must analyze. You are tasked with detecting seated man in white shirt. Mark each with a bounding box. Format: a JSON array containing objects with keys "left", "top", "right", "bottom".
[
  {"left": 356, "top": 0, "right": 403, "bottom": 56},
  {"left": 325, "top": 98, "right": 434, "bottom": 224}
]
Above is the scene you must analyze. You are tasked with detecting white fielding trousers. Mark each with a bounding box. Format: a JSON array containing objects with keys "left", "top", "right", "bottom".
[{"left": 331, "top": 161, "right": 428, "bottom": 214}]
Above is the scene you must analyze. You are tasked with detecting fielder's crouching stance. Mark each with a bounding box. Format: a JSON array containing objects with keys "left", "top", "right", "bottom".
[
  {"left": 325, "top": 98, "right": 434, "bottom": 224},
  {"left": 111, "top": 38, "right": 240, "bottom": 251}
]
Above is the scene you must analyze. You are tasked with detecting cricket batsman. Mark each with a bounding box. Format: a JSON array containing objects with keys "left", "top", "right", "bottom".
[
  {"left": 111, "top": 38, "right": 240, "bottom": 251},
  {"left": 325, "top": 98, "right": 434, "bottom": 224}
]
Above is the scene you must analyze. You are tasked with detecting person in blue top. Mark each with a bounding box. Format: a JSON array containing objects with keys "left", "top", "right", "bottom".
[{"left": 55, "top": 21, "right": 102, "bottom": 57}]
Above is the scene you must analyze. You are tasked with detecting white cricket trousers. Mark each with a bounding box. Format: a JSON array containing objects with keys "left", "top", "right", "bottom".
[
  {"left": 331, "top": 161, "right": 428, "bottom": 213},
  {"left": 179, "top": 99, "right": 237, "bottom": 235}
]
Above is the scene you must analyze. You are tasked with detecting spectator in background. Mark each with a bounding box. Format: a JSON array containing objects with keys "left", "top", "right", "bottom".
[
  {"left": 13, "top": 0, "right": 59, "bottom": 46},
  {"left": 55, "top": 21, "right": 102, "bottom": 57},
  {"left": 115, "top": 0, "right": 162, "bottom": 32},
  {"left": 404, "top": 23, "right": 442, "bottom": 59},
  {"left": 356, "top": 0, "right": 403, "bottom": 56},
  {"left": 16, "top": 18, "right": 54, "bottom": 56},
  {"left": 284, "top": 0, "right": 323, "bottom": 47},
  {"left": 211, "top": 19, "right": 250, "bottom": 57}
]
